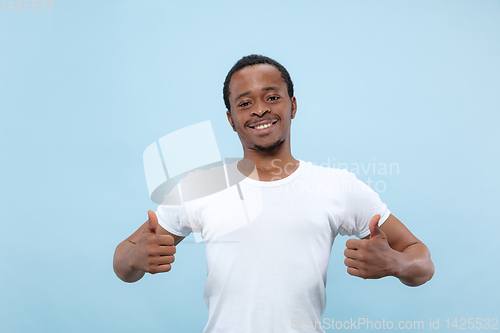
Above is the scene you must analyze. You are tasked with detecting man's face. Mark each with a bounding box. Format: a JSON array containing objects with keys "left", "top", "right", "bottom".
[{"left": 226, "top": 64, "right": 297, "bottom": 152}]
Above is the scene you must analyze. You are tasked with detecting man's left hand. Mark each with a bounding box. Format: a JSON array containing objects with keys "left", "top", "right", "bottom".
[{"left": 344, "top": 215, "right": 400, "bottom": 279}]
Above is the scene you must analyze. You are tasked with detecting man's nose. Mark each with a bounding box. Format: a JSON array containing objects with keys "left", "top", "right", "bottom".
[{"left": 251, "top": 101, "right": 270, "bottom": 117}]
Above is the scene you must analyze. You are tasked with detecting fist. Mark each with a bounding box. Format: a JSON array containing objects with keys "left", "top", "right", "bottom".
[{"left": 129, "top": 210, "right": 176, "bottom": 274}]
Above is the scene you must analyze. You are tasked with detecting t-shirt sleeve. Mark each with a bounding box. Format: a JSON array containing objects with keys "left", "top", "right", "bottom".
[
  {"left": 338, "top": 171, "right": 390, "bottom": 239},
  {"left": 155, "top": 204, "right": 194, "bottom": 237}
]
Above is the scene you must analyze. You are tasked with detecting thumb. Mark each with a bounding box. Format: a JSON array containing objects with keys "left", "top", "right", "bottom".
[
  {"left": 147, "top": 210, "right": 158, "bottom": 234},
  {"left": 369, "top": 214, "right": 384, "bottom": 239}
]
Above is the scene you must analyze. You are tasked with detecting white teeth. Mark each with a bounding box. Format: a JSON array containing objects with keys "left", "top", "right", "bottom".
[{"left": 255, "top": 123, "right": 272, "bottom": 130}]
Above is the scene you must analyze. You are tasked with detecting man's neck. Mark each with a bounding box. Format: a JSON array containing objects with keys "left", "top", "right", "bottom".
[{"left": 239, "top": 147, "right": 299, "bottom": 182}]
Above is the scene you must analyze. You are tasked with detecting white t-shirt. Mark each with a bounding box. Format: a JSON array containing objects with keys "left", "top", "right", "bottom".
[{"left": 156, "top": 160, "right": 390, "bottom": 333}]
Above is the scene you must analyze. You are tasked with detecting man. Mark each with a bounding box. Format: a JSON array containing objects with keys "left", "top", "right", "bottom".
[{"left": 113, "top": 55, "right": 434, "bottom": 332}]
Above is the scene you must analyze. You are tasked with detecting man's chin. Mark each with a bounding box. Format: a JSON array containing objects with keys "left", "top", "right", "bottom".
[{"left": 254, "top": 139, "right": 283, "bottom": 152}]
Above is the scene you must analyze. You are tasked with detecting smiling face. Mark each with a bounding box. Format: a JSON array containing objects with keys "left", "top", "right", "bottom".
[{"left": 226, "top": 64, "right": 297, "bottom": 153}]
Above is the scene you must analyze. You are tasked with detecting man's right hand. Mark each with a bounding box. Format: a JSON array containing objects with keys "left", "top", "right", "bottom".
[{"left": 128, "top": 210, "right": 176, "bottom": 274}]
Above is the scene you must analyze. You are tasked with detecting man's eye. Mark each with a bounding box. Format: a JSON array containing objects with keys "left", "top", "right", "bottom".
[
  {"left": 268, "top": 96, "right": 280, "bottom": 101},
  {"left": 239, "top": 102, "right": 250, "bottom": 107}
]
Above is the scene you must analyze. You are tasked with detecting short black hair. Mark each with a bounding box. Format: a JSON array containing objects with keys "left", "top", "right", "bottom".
[{"left": 223, "top": 54, "right": 294, "bottom": 112}]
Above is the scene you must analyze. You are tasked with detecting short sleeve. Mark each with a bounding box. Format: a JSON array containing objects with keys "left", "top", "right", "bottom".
[
  {"left": 156, "top": 204, "right": 193, "bottom": 237},
  {"left": 337, "top": 171, "right": 390, "bottom": 238}
]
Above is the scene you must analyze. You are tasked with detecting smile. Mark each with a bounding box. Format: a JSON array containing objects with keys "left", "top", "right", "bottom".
[
  {"left": 248, "top": 119, "right": 278, "bottom": 129},
  {"left": 248, "top": 120, "right": 278, "bottom": 135}
]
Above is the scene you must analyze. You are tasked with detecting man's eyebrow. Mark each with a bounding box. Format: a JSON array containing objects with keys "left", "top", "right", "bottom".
[
  {"left": 234, "top": 91, "right": 251, "bottom": 103},
  {"left": 262, "top": 86, "right": 280, "bottom": 92}
]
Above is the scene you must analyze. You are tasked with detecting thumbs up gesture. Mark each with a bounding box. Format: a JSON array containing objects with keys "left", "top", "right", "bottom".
[
  {"left": 344, "top": 215, "right": 398, "bottom": 279},
  {"left": 129, "top": 210, "right": 176, "bottom": 274}
]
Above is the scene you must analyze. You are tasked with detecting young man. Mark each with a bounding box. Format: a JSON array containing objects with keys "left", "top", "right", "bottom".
[{"left": 113, "top": 55, "right": 434, "bottom": 332}]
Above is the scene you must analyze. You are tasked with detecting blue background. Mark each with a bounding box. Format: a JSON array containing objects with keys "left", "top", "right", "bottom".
[{"left": 1, "top": 0, "right": 499, "bottom": 332}]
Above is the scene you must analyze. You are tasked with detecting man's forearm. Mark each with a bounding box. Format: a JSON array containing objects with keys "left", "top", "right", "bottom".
[
  {"left": 113, "top": 240, "right": 146, "bottom": 283},
  {"left": 394, "top": 242, "right": 434, "bottom": 287}
]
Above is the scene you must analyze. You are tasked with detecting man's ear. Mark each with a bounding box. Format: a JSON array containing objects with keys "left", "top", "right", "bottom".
[
  {"left": 226, "top": 110, "right": 236, "bottom": 131},
  {"left": 291, "top": 96, "right": 297, "bottom": 119}
]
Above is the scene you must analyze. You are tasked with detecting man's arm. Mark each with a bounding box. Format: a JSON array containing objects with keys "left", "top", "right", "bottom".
[
  {"left": 113, "top": 210, "right": 185, "bottom": 283},
  {"left": 344, "top": 214, "right": 434, "bottom": 287}
]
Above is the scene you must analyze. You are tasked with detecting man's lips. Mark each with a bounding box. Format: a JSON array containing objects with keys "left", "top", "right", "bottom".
[
  {"left": 247, "top": 119, "right": 278, "bottom": 128},
  {"left": 247, "top": 120, "right": 278, "bottom": 135}
]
